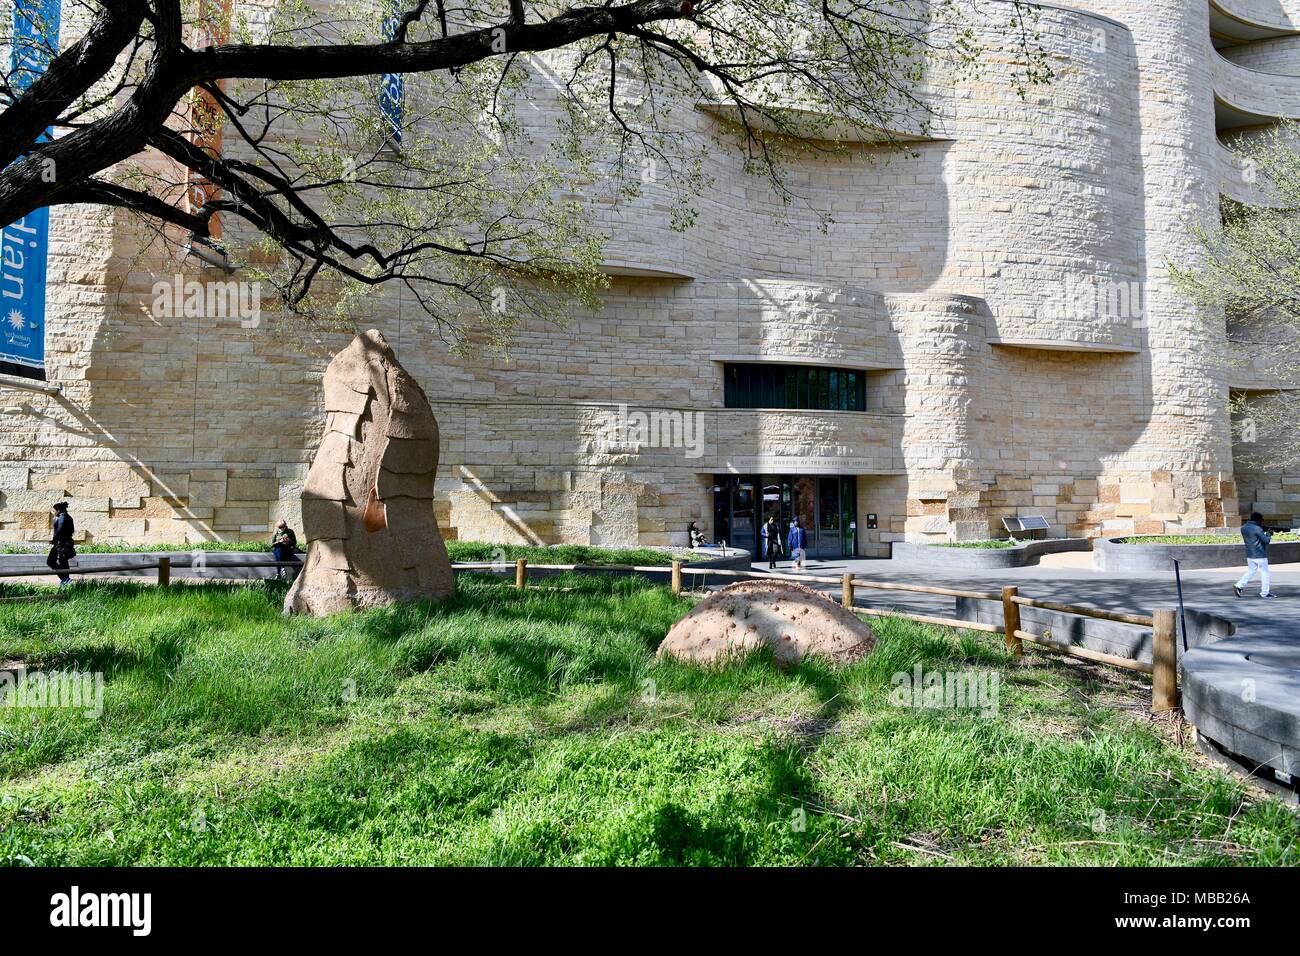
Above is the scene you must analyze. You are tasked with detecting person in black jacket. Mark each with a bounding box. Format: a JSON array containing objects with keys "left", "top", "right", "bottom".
[
  {"left": 47, "top": 501, "right": 75, "bottom": 586},
  {"left": 271, "top": 520, "right": 300, "bottom": 581},
  {"left": 1234, "top": 512, "right": 1277, "bottom": 599},
  {"left": 761, "top": 515, "right": 784, "bottom": 569}
]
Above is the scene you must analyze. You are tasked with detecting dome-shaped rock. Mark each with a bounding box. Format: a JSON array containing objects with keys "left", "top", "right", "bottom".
[{"left": 657, "top": 580, "right": 876, "bottom": 667}]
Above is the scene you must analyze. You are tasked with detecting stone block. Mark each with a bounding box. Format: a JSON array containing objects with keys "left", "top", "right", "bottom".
[
  {"left": 143, "top": 497, "right": 177, "bottom": 518},
  {"left": 1, "top": 490, "right": 56, "bottom": 512},
  {"left": 18, "top": 512, "right": 49, "bottom": 531},
  {"left": 226, "top": 477, "right": 280, "bottom": 501},
  {"left": 1119, "top": 482, "right": 1154, "bottom": 504},
  {"left": 904, "top": 515, "right": 948, "bottom": 536},
  {"left": 213, "top": 507, "right": 269, "bottom": 530},
  {"left": 190, "top": 469, "right": 229, "bottom": 483},
  {"left": 535, "top": 471, "right": 571, "bottom": 492},
  {"left": 68, "top": 497, "right": 110, "bottom": 513},
  {"left": 151, "top": 474, "right": 190, "bottom": 499},
  {"left": 189, "top": 481, "right": 227, "bottom": 507}
]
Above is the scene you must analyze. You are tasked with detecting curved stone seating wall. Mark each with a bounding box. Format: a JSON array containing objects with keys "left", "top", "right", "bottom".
[
  {"left": 890, "top": 537, "right": 1091, "bottom": 568},
  {"left": 1183, "top": 635, "right": 1300, "bottom": 782},
  {"left": 1093, "top": 535, "right": 1300, "bottom": 571}
]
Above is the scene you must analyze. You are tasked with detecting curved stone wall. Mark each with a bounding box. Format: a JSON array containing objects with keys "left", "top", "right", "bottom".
[
  {"left": 1217, "top": 136, "right": 1283, "bottom": 205},
  {"left": 541, "top": 1, "right": 1148, "bottom": 355},
  {"left": 1218, "top": 33, "right": 1300, "bottom": 73},
  {"left": 1210, "top": 0, "right": 1300, "bottom": 35},
  {"left": 714, "top": 280, "right": 898, "bottom": 370},
  {"left": 934, "top": 3, "right": 1145, "bottom": 352},
  {"left": 1214, "top": 48, "right": 1300, "bottom": 120},
  {"left": 889, "top": 294, "right": 989, "bottom": 541},
  {"left": 1079, "top": 0, "right": 1234, "bottom": 486}
]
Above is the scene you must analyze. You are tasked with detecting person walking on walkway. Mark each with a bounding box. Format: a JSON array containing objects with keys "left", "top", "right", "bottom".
[
  {"left": 1235, "top": 512, "right": 1276, "bottom": 599},
  {"left": 787, "top": 518, "right": 809, "bottom": 572},
  {"left": 761, "top": 515, "right": 783, "bottom": 569},
  {"left": 46, "top": 501, "right": 76, "bottom": 587}
]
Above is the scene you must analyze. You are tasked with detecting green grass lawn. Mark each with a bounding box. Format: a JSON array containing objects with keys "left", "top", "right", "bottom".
[
  {"left": 1118, "top": 534, "right": 1300, "bottom": 545},
  {"left": 1, "top": 575, "right": 1295, "bottom": 866}
]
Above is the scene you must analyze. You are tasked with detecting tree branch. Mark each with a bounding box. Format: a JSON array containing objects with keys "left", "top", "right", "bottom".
[{"left": 0, "top": 0, "right": 147, "bottom": 169}]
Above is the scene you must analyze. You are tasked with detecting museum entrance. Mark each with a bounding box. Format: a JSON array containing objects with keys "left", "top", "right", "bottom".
[{"left": 712, "top": 474, "right": 857, "bottom": 560}]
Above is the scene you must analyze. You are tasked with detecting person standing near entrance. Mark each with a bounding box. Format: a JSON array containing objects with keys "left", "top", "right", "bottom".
[
  {"left": 761, "top": 515, "right": 784, "bottom": 569},
  {"left": 787, "top": 518, "right": 808, "bottom": 572},
  {"left": 47, "top": 501, "right": 76, "bottom": 587},
  {"left": 1235, "top": 512, "right": 1277, "bottom": 599}
]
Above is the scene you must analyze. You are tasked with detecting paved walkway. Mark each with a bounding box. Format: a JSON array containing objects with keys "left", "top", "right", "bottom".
[{"left": 747, "top": 556, "right": 1300, "bottom": 644}]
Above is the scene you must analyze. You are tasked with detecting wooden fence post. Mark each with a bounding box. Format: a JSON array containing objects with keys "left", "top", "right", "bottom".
[
  {"left": 1152, "top": 608, "right": 1179, "bottom": 713},
  {"left": 1001, "top": 586, "right": 1022, "bottom": 657},
  {"left": 842, "top": 573, "right": 855, "bottom": 609},
  {"left": 515, "top": 558, "right": 527, "bottom": 590},
  {"left": 671, "top": 560, "right": 683, "bottom": 596},
  {"left": 157, "top": 555, "right": 170, "bottom": 587}
]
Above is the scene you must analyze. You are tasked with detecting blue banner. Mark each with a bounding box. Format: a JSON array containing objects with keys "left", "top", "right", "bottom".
[
  {"left": 379, "top": 2, "right": 403, "bottom": 145},
  {"left": 2, "top": 0, "right": 61, "bottom": 381}
]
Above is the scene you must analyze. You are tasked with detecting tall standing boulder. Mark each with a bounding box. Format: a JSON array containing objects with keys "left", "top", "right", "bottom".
[{"left": 285, "top": 329, "right": 455, "bottom": 616}]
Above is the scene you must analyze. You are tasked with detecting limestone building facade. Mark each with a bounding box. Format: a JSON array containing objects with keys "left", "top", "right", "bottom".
[{"left": 2, "top": 0, "right": 1299, "bottom": 558}]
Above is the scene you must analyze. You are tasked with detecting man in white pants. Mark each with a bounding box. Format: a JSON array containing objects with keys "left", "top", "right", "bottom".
[{"left": 1234, "top": 512, "right": 1276, "bottom": 599}]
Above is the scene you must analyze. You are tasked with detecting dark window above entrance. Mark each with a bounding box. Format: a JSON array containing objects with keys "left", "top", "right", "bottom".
[{"left": 723, "top": 363, "right": 866, "bottom": 412}]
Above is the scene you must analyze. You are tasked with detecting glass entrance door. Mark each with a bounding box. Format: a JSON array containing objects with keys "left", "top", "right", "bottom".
[
  {"left": 840, "top": 475, "right": 858, "bottom": 557},
  {"left": 792, "top": 475, "right": 857, "bottom": 559},
  {"left": 793, "top": 477, "right": 816, "bottom": 557},
  {"left": 730, "top": 478, "right": 757, "bottom": 556},
  {"left": 715, "top": 475, "right": 856, "bottom": 560},
  {"left": 815, "top": 478, "right": 841, "bottom": 559}
]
